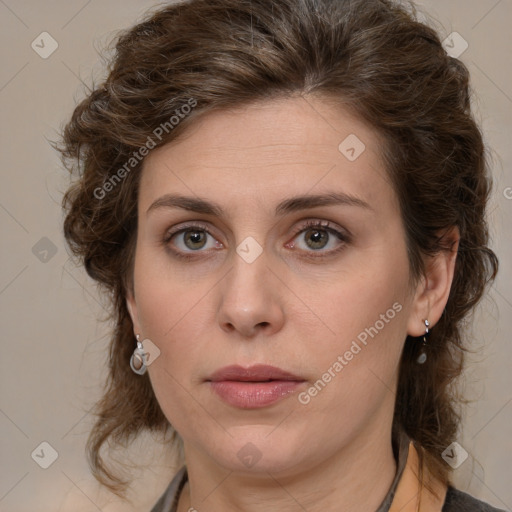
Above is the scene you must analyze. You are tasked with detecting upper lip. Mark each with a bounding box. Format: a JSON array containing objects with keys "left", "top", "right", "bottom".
[{"left": 207, "top": 364, "right": 304, "bottom": 382}]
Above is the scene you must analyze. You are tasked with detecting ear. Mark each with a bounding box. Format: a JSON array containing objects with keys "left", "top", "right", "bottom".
[
  {"left": 407, "top": 227, "right": 460, "bottom": 336},
  {"left": 126, "top": 289, "right": 142, "bottom": 336}
]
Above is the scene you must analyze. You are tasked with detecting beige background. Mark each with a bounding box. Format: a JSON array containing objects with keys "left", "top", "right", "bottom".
[{"left": 0, "top": 1, "right": 511, "bottom": 511}]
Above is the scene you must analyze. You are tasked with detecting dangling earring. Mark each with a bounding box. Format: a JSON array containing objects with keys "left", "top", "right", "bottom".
[
  {"left": 130, "top": 334, "right": 147, "bottom": 375},
  {"left": 417, "top": 319, "right": 430, "bottom": 364}
]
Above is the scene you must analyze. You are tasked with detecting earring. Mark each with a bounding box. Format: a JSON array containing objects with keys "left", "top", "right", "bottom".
[
  {"left": 417, "top": 319, "right": 430, "bottom": 364},
  {"left": 130, "top": 334, "right": 147, "bottom": 375}
]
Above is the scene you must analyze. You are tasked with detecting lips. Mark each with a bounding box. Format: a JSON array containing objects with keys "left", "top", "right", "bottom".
[
  {"left": 208, "top": 364, "right": 304, "bottom": 383},
  {"left": 207, "top": 364, "right": 306, "bottom": 409}
]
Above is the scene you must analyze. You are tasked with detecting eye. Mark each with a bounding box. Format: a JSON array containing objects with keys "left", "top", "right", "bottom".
[
  {"left": 164, "top": 223, "right": 223, "bottom": 258},
  {"left": 287, "top": 220, "right": 350, "bottom": 256},
  {"left": 163, "top": 220, "right": 349, "bottom": 260}
]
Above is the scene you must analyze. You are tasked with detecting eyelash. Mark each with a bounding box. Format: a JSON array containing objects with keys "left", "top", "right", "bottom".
[
  {"left": 163, "top": 220, "right": 351, "bottom": 261},
  {"left": 291, "top": 220, "right": 350, "bottom": 259},
  {"left": 162, "top": 222, "right": 213, "bottom": 261}
]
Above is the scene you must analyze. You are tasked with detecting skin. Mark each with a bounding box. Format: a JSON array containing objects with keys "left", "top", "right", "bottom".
[{"left": 126, "top": 95, "right": 458, "bottom": 512}]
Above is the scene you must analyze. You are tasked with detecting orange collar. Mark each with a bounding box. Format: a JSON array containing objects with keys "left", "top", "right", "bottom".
[{"left": 389, "top": 441, "right": 448, "bottom": 512}]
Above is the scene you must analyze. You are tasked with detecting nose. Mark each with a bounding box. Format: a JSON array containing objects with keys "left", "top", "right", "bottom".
[{"left": 216, "top": 249, "right": 285, "bottom": 339}]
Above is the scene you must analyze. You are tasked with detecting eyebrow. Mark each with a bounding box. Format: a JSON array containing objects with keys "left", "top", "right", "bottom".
[{"left": 146, "top": 191, "right": 372, "bottom": 217}]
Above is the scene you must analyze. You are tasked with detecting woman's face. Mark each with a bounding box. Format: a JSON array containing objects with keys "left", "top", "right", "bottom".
[{"left": 127, "top": 96, "right": 425, "bottom": 476}]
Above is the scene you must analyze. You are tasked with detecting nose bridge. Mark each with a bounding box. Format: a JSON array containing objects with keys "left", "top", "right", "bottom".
[{"left": 216, "top": 243, "right": 284, "bottom": 337}]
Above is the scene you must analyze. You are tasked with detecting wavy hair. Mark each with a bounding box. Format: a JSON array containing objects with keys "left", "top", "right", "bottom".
[{"left": 56, "top": 0, "right": 498, "bottom": 497}]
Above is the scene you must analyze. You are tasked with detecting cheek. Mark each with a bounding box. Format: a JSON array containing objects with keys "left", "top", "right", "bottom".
[
  {"left": 303, "top": 250, "right": 410, "bottom": 348},
  {"left": 134, "top": 271, "right": 207, "bottom": 376},
  {"left": 294, "top": 285, "right": 408, "bottom": 441},
  {"left": 134, "top": 262, "right": 212, "bottom": 433},
  {"left": 296, "top": 250, "right": 411, "bottom": 401},
  {"left": 148, "top": 365, "right": 214, "bottom": 441},
  {"left": 131, "top": 249, "right": 201, "bottom": 393},
  {"left": 133, "top": 241, "right": 205, "bottom": 337}
]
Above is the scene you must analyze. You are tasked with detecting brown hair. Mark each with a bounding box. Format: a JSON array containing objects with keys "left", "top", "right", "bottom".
[{"left": 56, "top": 0, "right": 498, "bottom": 498}]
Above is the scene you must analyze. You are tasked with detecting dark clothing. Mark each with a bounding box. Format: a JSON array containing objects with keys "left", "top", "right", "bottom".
[{"left": 442, "top": 486, "right": 507, "bottom": 512}]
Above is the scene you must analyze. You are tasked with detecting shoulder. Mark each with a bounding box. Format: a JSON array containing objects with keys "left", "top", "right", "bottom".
[{"left": 442, "top": 486, "right": 507, "bottom": 512}]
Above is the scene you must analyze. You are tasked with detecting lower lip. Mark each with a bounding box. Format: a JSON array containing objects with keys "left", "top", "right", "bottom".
[{"left": 209, "top": 380, "right": 305, "bottom": 408}]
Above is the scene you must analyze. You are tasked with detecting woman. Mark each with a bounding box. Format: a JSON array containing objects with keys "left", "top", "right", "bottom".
[{"left": 56, "top": 0, "right": 503, "bottom": 510}]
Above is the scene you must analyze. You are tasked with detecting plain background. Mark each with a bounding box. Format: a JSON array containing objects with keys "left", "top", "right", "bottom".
[{"left": 0, "top": 1, "right": 511, "bottom": 511}]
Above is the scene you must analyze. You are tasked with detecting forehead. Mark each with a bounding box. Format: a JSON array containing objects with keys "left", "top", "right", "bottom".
[{"left": 139, "top": 95, "right": 394, "bottom": 215}]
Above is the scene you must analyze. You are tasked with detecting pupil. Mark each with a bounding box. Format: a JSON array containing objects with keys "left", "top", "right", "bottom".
[
  {"left": 185, "top": 231, "right": 206, "bottom": 249},
  {"left": 307, "top": 229, "right": 328, "bottom": 250}
]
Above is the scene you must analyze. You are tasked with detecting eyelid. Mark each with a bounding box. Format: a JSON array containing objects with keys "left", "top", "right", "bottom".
[
  {"left": 286, "top": 219, "right": 351, "bottom": 255},
  {"left": 163, "top": 222, "right": 222, "bottom": 261},
  {"left": 291, "top": 219, "right": 352, "bottom": 242},
  {"left": 164, "top": 220, "right": 216, "bottom": 240},
  {"left": 163, "top": 218, "right": 351, "bottom": 259}
]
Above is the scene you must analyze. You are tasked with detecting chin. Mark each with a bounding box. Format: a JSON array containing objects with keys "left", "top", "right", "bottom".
[{"left": 205, "top": 428, "right": 310, "bottom": 475}]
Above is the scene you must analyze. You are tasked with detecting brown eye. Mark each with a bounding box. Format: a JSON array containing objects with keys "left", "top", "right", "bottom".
[{"left": 182, "top": 230, "right": 208, "bottom": 250}]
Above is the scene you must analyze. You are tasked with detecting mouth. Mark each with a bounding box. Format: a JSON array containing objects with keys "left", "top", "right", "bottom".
[
  {"left": 206, "top": 364, "right": 306, "bottom": 409},
  {"left": 208, "top": 364, "right": 304, "bottom": 382}
]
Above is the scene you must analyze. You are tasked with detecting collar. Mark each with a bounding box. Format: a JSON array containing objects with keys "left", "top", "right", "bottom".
[
  {"left": 388, "top": 434, "right": 448, "bottom": 512},
  {"left": 375, "top": 426, "right": 411, "bottom": 512}
]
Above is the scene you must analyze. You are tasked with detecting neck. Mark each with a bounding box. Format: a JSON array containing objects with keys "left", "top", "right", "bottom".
[{"left": 177, "top": 422, "right": 398, "bottom": 512}]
